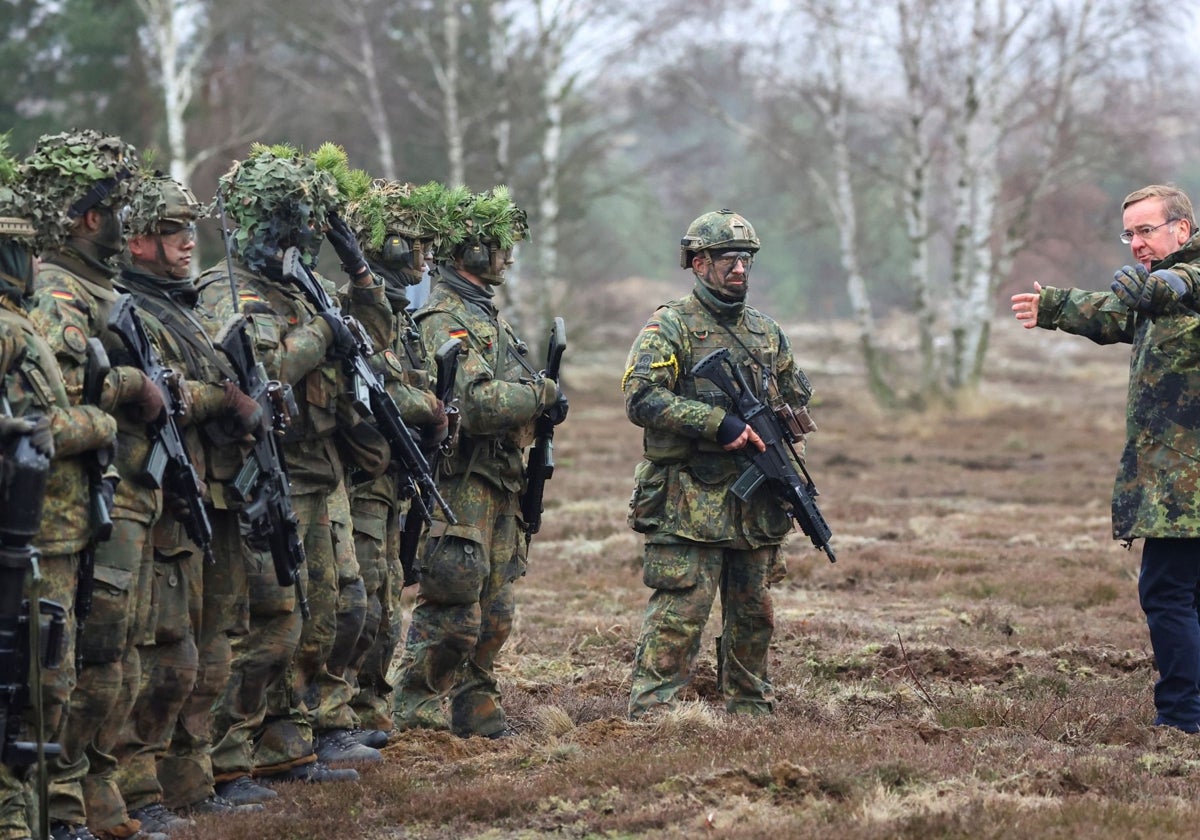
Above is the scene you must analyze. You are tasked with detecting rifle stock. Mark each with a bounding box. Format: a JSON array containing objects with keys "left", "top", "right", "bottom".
[
  {"left": 520, "top": 317, "right": 566, "bottom": 542},
  {"left": 692, "top": 347, "right": 836, "bottom": 563}
]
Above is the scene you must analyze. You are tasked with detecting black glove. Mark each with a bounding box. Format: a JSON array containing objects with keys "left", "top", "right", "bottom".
[
  {"left": 1111, "top": 264, "right": 1189, "bottom": 316},
  {"left": 0, "top": 414, "right": 54, "bottom": 459},
  {"left": 326, "top": 212, "right": 369, "bottom": 280},
  {"left": 317, "top": 311, "right": 358, "bottom": 361},
  {"left": 544, "top": 389, "right": 569, "bottom": 426},
  {"left": 716, "top": 414, "right": 748, "bottom": 447}
]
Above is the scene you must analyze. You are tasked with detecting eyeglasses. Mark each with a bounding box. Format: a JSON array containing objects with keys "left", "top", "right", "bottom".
[
  {"left": 157, "top": 223, "right": 197, "bottom": 244},
  {"left": 1120, "top": 218, "right": 1178, "bottom": 245},
  {"left": 710, "top": 250, "right": 754, "bottom": 270}
]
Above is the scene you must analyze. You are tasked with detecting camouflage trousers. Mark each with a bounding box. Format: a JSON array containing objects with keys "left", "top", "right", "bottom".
[
  {"left": 628, "top": 542, "right": 780, "bottom": 719},
  {"left": 209, "top": 506, "right": 302, "bottom": 780},
  {"left": 254, "top": 483, "right": 358, "bottom": 770},
  {"left": 111, "top": 521, "right": 200, "bottom": 814},
  {"left": 158, "top": 507, "right": 244, "bottom": 807},
  {"left": 346, "top": 494, "right": 402, "bottom": 731},
  {"left": 393, "top": 483, "right": 525, "bottom": 738},
  {"left": 48, "top": 514, "right": 157, "bottom": 832},
  {"left": 0, "top": 552, "right": 78, "bottom": 840}
]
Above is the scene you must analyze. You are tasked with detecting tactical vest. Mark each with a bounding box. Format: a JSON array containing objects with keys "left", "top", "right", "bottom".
[{"left": 643, "top": 294, "right": 783, "bottom": 465}]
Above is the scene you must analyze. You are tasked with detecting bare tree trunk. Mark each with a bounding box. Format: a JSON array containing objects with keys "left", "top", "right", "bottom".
[
  {"left": 347, "top": 0, "right": 396, "bottom": 181},
  {"left": 135, "top": 0, "right": 205, "bottom": 183}
]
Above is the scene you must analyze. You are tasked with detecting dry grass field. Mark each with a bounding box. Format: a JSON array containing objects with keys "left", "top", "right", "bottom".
[{"left": 174, "top": 310, "right": 1200, "bottom": 840}]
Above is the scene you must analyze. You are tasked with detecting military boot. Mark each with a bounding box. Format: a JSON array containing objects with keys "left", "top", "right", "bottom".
[
  {"left": 126, "top": 804, "right": 193, "bottom": 836},
  {"left": 314, "top": 729, "right": 383, "bottom": 764},
  {"left": 212, "top": 775, "right": 278, "bottom": 806}
]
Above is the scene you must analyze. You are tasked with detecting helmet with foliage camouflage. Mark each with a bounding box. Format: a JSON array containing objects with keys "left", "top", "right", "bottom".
[
  {"left": 0, "top": 135, "right": 35, "bottom": 245},
  {"left": 126, "top": 172, "right": 206, "bottom": 237},
  {"left": 344, "top": 180, "right": 460, "bottom": 255},
  {"left": 215, "top": 141, "right": 365, "bottom": 270},
  {"left": 679, "top": 209, "right": 759, "bottom": 269},
  {"left": 438, "top": 185, "right": 528, "bottom": 260},
  {"left": 20, "top": 129, "right": 141, "bottom": 251}
]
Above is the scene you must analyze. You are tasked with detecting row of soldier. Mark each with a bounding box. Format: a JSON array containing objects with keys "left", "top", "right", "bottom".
[{"left": 0, "top": 130, "right": 568, "bottom": 840}]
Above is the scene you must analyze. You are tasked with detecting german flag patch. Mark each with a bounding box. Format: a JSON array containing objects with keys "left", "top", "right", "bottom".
[
  {"left": 50, "top": 290, "right": 75, "bottom": 302},
  {"left": 448, "top": 328, "right": 468, "bottom": 340}
]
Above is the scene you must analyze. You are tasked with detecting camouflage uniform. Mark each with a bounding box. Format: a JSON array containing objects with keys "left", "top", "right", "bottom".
[
  {"left": 196, "top": 257, "right": 382, "bottom": 773},
  {"left": 1037, "top": 229, "right": 1200, "bottom": 730},
  {"left": 341, "top": 269, "right": 440, "bottom": 731},
  {"left": 0, "top": 237, "right": 117, "bottom": 840},
  {"left": 623, "top": 210, "right": 810, "bottom": 719},
  {"left": 29, "top": 247, "right": 170, "bottom": 836},
  {"left": 112, "top": 251, "right": 249, "bottom": 817},
  {"left": 393, "top": 260, "right": 558, "bottom": 737},
  {"left": 339, "top": 181, "right": 451, "bottom": 732}
]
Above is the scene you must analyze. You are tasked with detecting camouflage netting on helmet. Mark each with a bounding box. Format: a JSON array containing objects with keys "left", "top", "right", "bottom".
[
  {"left": 215, "top": 142, "right": 364, "bottom": 267},
  {"left": 0, "top": 134, "right": 35, "bottom": 244},
  {"left": 436, "top": 185, "right": 528, "bottom": 261},
  {"left": 126, "top": 172, "right": 207, "bottom": 237},
  {"left": 344, "top": 180, "right": 466, "bottom": 257},
  {"left": 20, "top": 129, "right": 141, "bottom": 251}
]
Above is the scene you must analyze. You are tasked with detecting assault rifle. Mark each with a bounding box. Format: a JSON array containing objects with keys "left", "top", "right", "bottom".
[
  {"left": 0, "top": 406, "right": 66, "bottom": 775},
  {"left": 215, "top": 316, "right": 309, "bottom": 618},
  {"left": 107, "top": 295, "right": 214, "bottom": 562},
  {"left": 692, "top": 347, "right": 836, "bottom": 563},
  {"left": 281, "top": 247, "right": 455, "bottom": 530},
  {"left": 520, "top": 317, "right": 566, "bottom": 543},
  {"left": 0, "top": 405, "right": 66, "bottom": 840},
  {"left": 398, "top": 337, "right": 461, "bottom": 587}
]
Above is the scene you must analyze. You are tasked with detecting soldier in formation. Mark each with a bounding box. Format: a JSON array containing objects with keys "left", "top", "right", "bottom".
[{"left": 0, "top": 127, "right": 569, "bottom": 838}]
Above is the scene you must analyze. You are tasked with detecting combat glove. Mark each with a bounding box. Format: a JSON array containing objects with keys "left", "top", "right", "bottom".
[
  {"left": 0, "top": 414, "right": 54, "bottom": 459},
  {"left": 544, "top": 390, "right": 569, "bottom": 426},
  {"left": 326, "top": 212, "right": 370, "bottom": 281},
  {"left": 1111, "top": 264, "right": 1190, "bottom": 316},
  {"left": 222, "top": 381, "right": 265, "bottom": 437},
  {"left": 0, "top": 333, "right": 24, "bottom": 378},
  {"left": 317, "top": 312, "right": 358, "bottom": 361},
  {"left": 129, "top": 370, "right": 167, "bottom": 423}
]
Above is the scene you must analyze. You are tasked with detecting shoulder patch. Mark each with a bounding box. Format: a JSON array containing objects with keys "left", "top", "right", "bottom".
[
  {"left": 62, "top": 324, "right": 88, "bottom": 354},
  {"left": 50, "top": 290, "right": 75, "bottom": 302},
  {"left": 634, "top": 352, "right": 653, "bottom": 375},
  {"left": 448, "top": 327, "right": 468, "bottom": 340},
  {"left": 383, "top": 349, "right": 404, "bottom": 374}
]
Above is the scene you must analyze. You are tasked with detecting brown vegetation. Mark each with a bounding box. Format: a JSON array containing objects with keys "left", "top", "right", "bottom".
[{"left": 176, "top": 316, "right": 1200, "bottom": 839}]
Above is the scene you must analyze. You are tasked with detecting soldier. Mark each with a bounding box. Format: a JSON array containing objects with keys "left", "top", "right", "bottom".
[
  {"left": 622, "top": 209, "right": 814, "bottom": 719},
  {"left": 109, "top": 173, "right": 266, "bottom": 832},
  {"left": 1012, "top": 184, "right": 1200, "bottom": 733},
  {"left": 195, "top": 143, "right": 384, "bottom": 793},
  {"left": 0, "top": 139, "right": 118, "bottom": 840},
  {"left": 337, "top": 181, "right": 452, "bottom": 738},
  {"left": 392, "top": 186, "right": 567, "bottom": 738},
  {"left": 22, "top": 130, "right": 174, "bottom": 840}
]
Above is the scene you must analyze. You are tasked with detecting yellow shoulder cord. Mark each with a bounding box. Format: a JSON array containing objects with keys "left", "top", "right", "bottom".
[{"left": 621, "top": 353, "right": 679, "bottom": 392}]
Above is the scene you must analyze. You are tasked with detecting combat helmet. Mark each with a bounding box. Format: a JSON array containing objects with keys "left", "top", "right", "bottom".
[
  {"left": 679, "top": 209, "right": 759, "bottom": 269},
  {"left": 344, "top": 180, "right": 458, "bottom": 257},
  {"left": 126, "top": 172, "right": 206, "bottom": 238},
  {"left": 20, "top": 129, "right": 141, "bottom": 251},
  {"left": 215, "top": 142, "right": 360, "bottom": 270},
  {"left": 439, "top": 186, "right": 528, "bottom": 281},
  {"left": 0, "top": 136, "right": 35, "bottom": 245}
]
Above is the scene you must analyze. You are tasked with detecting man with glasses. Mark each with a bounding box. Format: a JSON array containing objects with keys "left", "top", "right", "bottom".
[
  {"left": 621, "top": 209, "right": 817, "bottom": 719},
  {"left": 109, "top": 173, "right": 268, "bottom": 832},
  {"left": 1011, "top": 183, "right": 1200, "bottom": 733}
]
